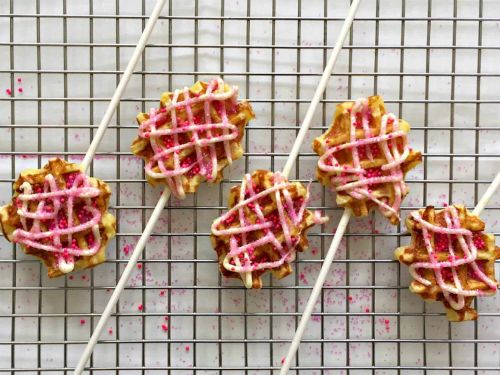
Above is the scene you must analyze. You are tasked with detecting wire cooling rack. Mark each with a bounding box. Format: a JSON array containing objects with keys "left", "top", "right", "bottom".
[{"left": 1, "top": 0, "right": 500, "bottom": 373}]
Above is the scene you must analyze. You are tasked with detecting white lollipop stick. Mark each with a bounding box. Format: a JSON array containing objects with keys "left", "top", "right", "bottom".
[
  {"left": 74, "top": 187, "right": 170, "bottom": 374},
  {"left": 80, "top": 0, "right": 167, "bottom": 172},
  {"left": 281, "top": 0, "right": 361, "bottom": 179},
  {"left": 473, "top": 171, "right": 500, "bottom": 216},
  {"left": 74, "top": 0, "right": 167, "bottom": 373}
]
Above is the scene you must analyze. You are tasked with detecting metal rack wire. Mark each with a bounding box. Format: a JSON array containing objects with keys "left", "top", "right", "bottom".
[{"left": 0, "top": 0, "right": 499, "bottom": 373}]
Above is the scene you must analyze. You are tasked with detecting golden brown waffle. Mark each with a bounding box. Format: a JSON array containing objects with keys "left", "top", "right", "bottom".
[
  {"left": 395, "top": 205, "right": 500, "bottom": 321},
  {"left": 312, "top": 96, "right": 421, "bottom": 224},
  {"left": 131, "top": 79, "right": 255, "bottom": 199},
  {"left": 211, "top": 170, "right": 327, "bottom": 289},
  {"left": 0, "top": 158, "right": 116, "bottom": 278}
]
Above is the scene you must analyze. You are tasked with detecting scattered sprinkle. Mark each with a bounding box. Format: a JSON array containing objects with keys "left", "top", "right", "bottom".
[
  {"left": 365, "top": 307, "right": 370, "bottom": 313},
  {"left": 5, "top": 88, "right": 12, "bottom": 96},
  {"left": 281, "top": 357, "right": 285, "bottom": 364},
  {"left": 184, "top": 345, "right": 190, "bottom": 352},
  {"left": 159, "top": 290, "right": 165, "bottom": 296},
  {"left": 138, "top": 304, "right": 143, "bottom": 311},
  {"left": 80, "top": 319, "right": 86, "bottom": 325},
  {"left": 108, "top": 328, "right": 113, "bottom": 335},
  {"left": 164, "top": 316, "right": 169, "bottom": 321},
  {"left": 161, "top": 324, "right": 168, "bottom": 331},
  {"left": 68, "top": 275, "right": 74, "bottom": 280},
  {"left": 137, "top": 263, "right": 142, "bottom": 269},
  {"left": 18, "top": 87, "right": 23, "bottom": 93},
  {"left": 17, "top": 77, "right": 22, "bottom": 83}
]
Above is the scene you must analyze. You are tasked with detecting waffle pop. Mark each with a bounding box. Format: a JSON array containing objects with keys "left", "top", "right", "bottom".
[
  {"left": 395, "top": 205, "right": 500, "bottom": 321},
  {"left": 211, "top": 170, "right": 328, "bottom": 289},
  {"left": 131, "top": 78, "right": 255, "bottom": 199},
  {"left": 0, "top": 158, "right": 116, "bottom": 278},
  {"left": 312, "top": 96, "right": 421, "bottom": 224}
]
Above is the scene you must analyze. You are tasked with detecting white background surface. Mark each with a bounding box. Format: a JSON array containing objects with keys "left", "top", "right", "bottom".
[{"left": 0, "top": 0, "right": 499, "bottom": 373}]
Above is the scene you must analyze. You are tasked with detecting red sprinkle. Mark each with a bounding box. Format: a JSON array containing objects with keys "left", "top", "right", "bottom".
[
  {"left": 5, "top": 88, "right": 12, "bottom": 96},
  {"left": 17, "top": 78, "right": 22, "bottom": 83},
  {"left": 137, "top": 263, "right": 142, "bottom": 269},
  {"left": 161, "top": 324, "right": 168, "bottom": 331},
  {"left": 159, "top": 290, "right": 165, "bottom": 297},
  {"left": 68, "top": 275, "right": 74, "bottom": 280},
  {"left": 18, "top": 87, "right": 23, "bottom": 93},
  {"left": 80, "top": 319, "right": 86, "bottom": 325},
  {"left": 138, "top": 304, "right": 143, "bottom": 311},
  {"left": 185, "top": 345, "right": 190, "bottom": 352},
  {"left": 365, "top": 308, "right": 370, "bottom": 313},
  {"left": 281, "top": 357, "right": 285, "bottom": 364},
  {"left": 108, "top": 328, "right": 113, "bottom": 335}
]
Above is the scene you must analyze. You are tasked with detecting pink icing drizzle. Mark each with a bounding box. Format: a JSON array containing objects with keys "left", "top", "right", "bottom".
[
  {"left": 211, "top": 172, "right": 327, "bottom": 288},
  {"left": 317, "top": 98, "right": 410, "bottom": 219},
  {"left": 409, "top": 206, "right": 497, "bottom": 311},
  {"left": 138, "top": 78, "right": 239, "bottom": 199},
  {"left": 12, "top": 172, "right": 102, "bottom": 274}
]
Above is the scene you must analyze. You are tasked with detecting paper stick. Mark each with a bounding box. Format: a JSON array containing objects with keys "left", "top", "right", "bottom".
[
  {"left": 74, "top": 0, "right": 167, "bottom": 373},
  {"left": 472, "top": 171, "right": 500, "bottom": 217},
  {"left": 80, "top": 0, "right": 167, "bottom": 172}
]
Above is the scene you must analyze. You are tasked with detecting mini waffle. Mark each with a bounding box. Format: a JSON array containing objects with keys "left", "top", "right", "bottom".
[
  {"left": 312, "top": 96, "right": 421, "bottom": 224},
  {"left": 395, "top": 205, "right": 500, "bottom": 321},
  {"left": 211, "top": 170, "right": 328, "bottom": 289},
  {"left": 0, "top": 158, "right": 116, "bottom": 278},
  {"left": 131, "top": 78, "right": 255, "bottom": 199}
]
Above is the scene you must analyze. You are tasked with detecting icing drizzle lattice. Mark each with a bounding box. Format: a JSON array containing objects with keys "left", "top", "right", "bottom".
[
  {"left": 212, "top": 171, "right": 326, "bottom": 288},
  {"left": 12, "top": 172, "right": 102, "bottom": 274},
  {"left": 138, "top": 78, "right": 239, "bottom": 199},
  {"left": 409, "top": 205, "right": 497, "bottom": 311},
  {"left": 318, "top": 98, "right": 411, "bottom": 219}
]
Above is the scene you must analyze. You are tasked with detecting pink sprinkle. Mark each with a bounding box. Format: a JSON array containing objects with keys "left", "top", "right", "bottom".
[
  {"left": 161, "top": 324, "right": 168, "bottom": 331},
  {"left": 185, "top": 345, "right": 190, "bottom": 352},
  {"left": 384, "top": 319, "right": 390, "bottom": 325},
  {"left": 159, "top": 290, "right": 165, "bottom": 296},
  {"left": 281, "top": 357, "right": 285, "bottom": 364},
  {"left": 365, "top": 308, "right": 370, "bottom": 313},
  {"left": 5, "top": 88, "right": 11, "bottom": 96},
  {"left": 80, "top": 319, "right": 86, "bottom": 325},
  {"left": 18, "top": 87, "right": 23, "bottom": 93},
  {"left": 17, "top": 77, "right": 22, "bottom": 83},
  {"left": 123, "top": 245, "right": 131, "bottom": 255},
  {"left": 138, "top": 304, "right": 143, "bottom": 311},
  {"left": 108, "top": 328, "right": 113, "bottom": 335},
  {"left": 137, "top": 263, "right": 142, "bottom": 269}
]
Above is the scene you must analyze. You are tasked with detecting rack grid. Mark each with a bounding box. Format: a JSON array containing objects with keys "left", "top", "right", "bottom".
[{"left": 0, "top": 0, "right": 499, "bottom": 373}]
